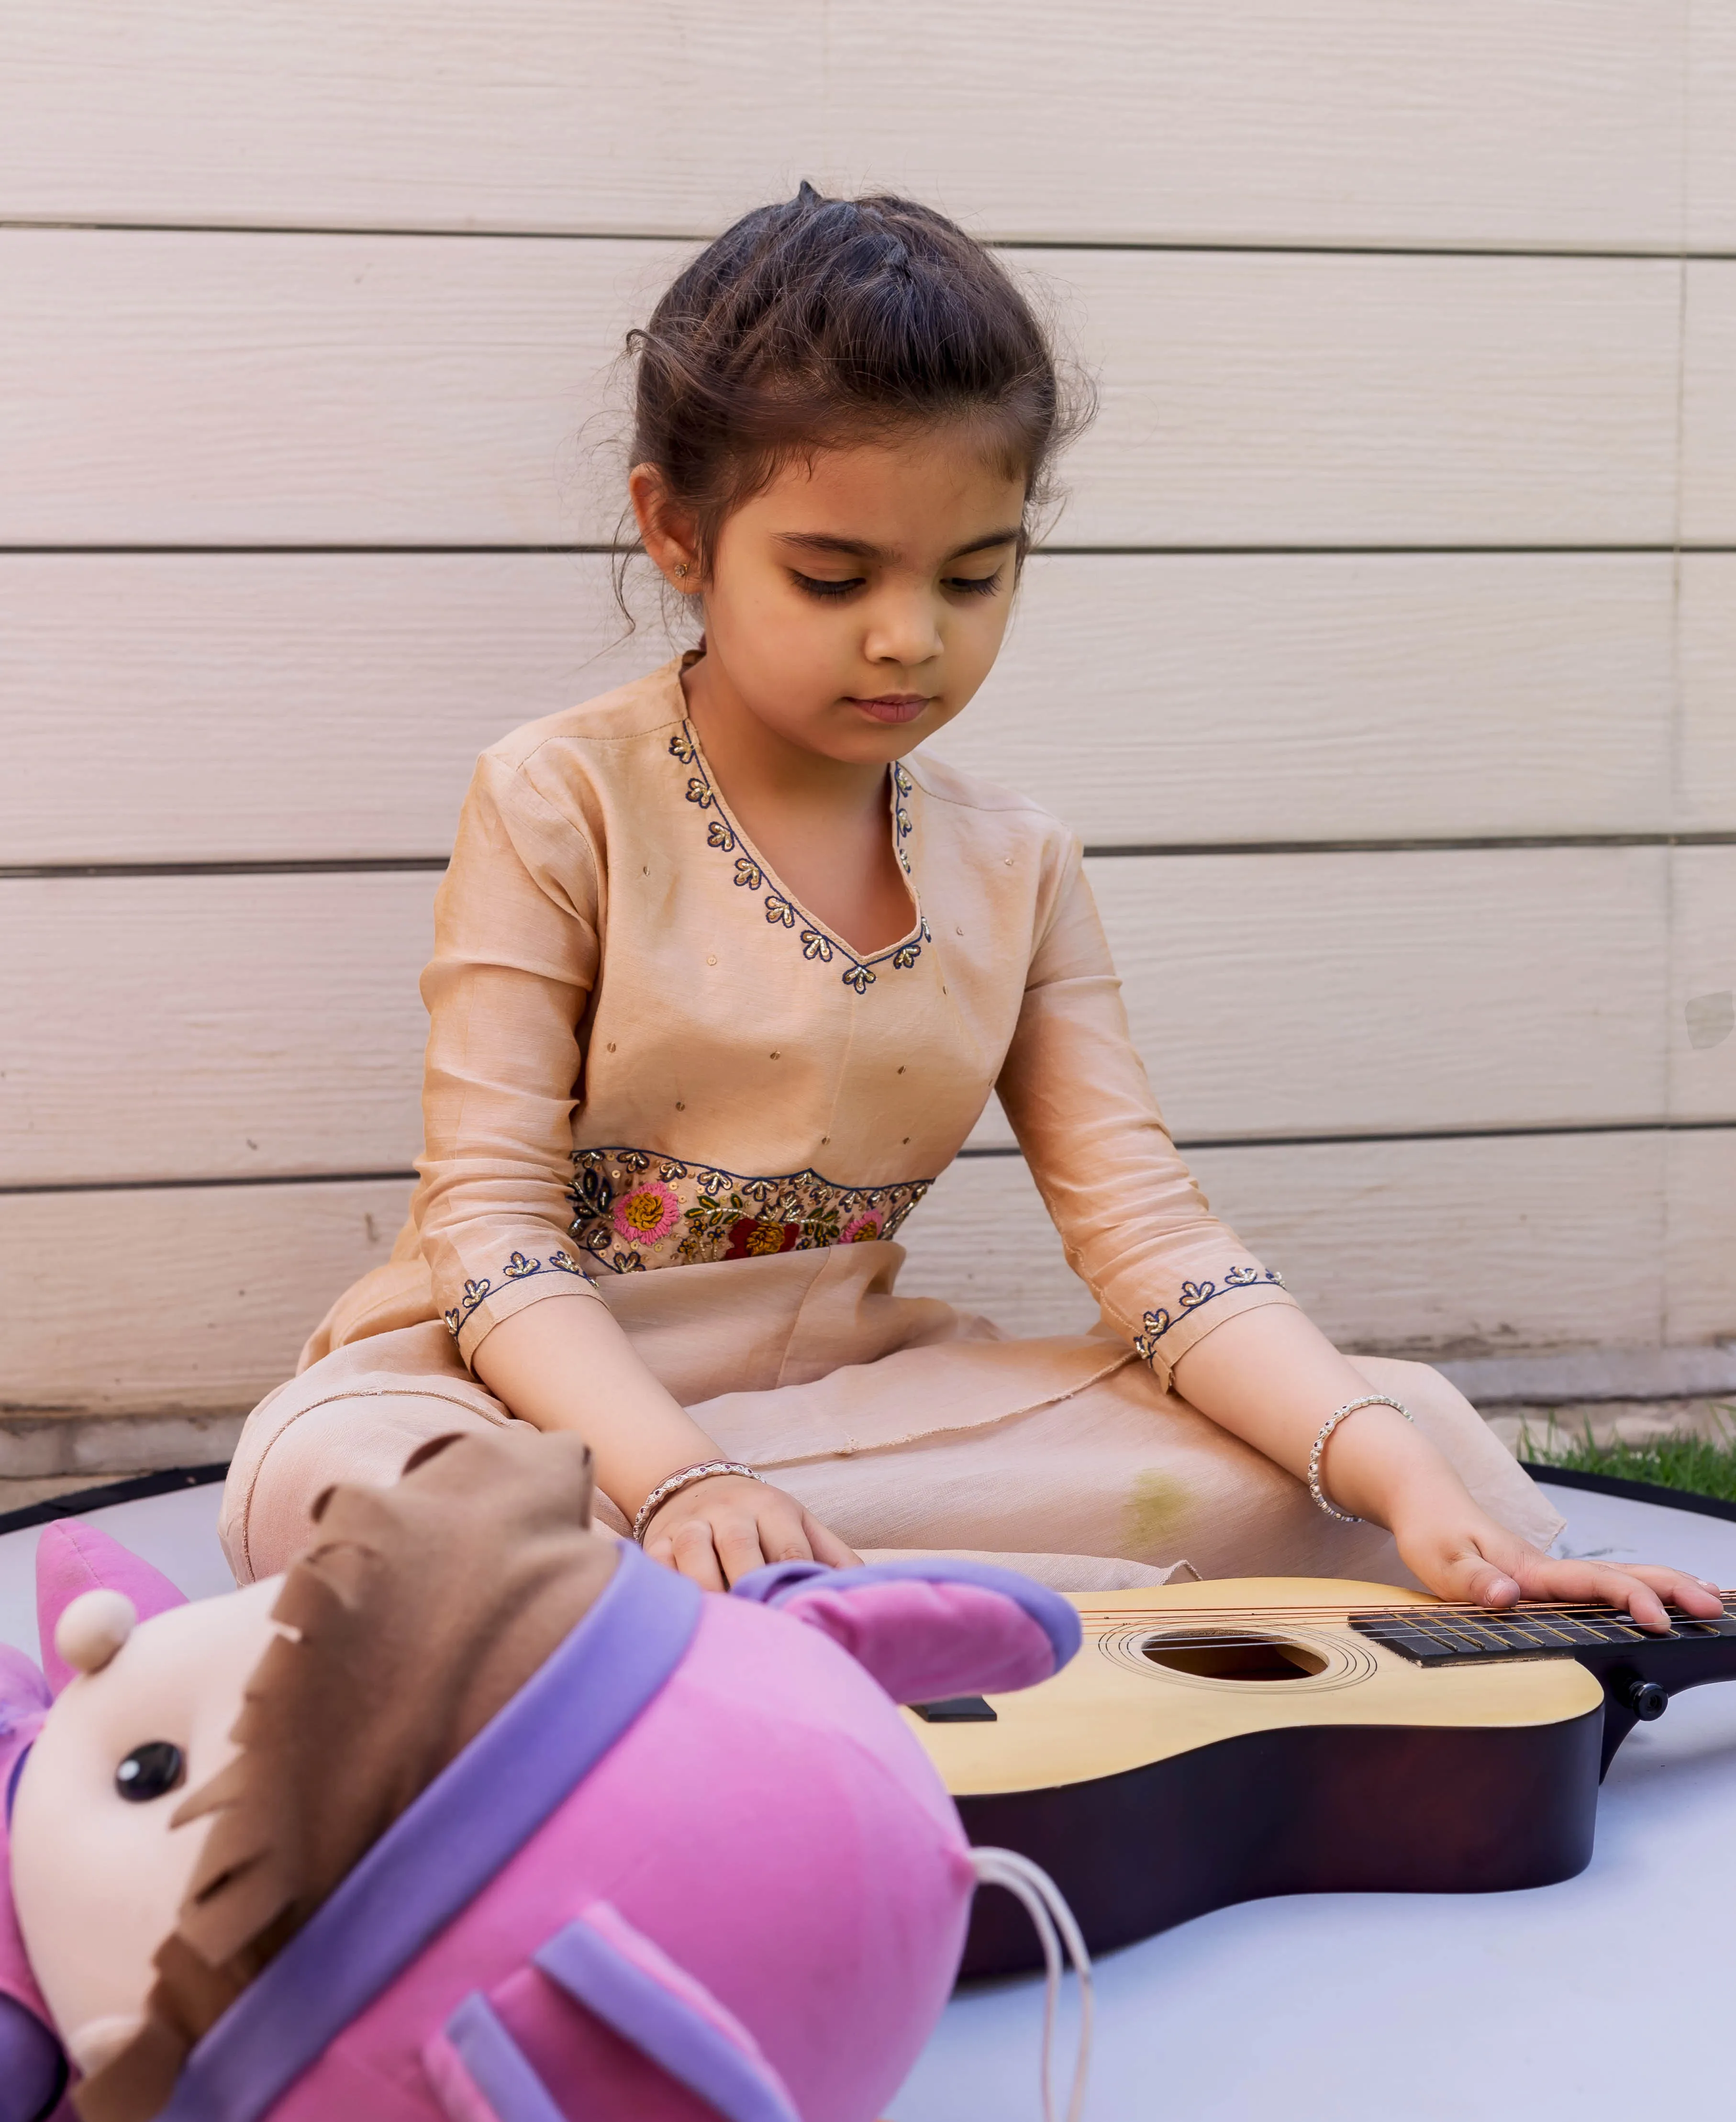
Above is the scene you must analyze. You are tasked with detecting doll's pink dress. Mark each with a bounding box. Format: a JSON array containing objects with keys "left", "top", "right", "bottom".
[{"left": 221, "top": 656, "right": 1558, "bottom": 1586}]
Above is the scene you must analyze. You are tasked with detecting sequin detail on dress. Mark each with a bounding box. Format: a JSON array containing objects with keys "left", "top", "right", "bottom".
[
  {"left": 1131, "top": 1265, "right": 1286, "bottom": 1362},
  {"left": 442, "top": 1250, "right": 593, "bottom": 1338},
  {"left": 670, "top": 728, "right": 928, "bottom": 990},
  {"left": 569, "top": 1147, "right": 933, "bottom": 1274}
]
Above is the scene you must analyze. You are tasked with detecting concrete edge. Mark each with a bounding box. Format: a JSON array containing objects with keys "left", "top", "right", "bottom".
[{"left": 1436, "top": 1343, "right": 1736, "bottom": 1406}]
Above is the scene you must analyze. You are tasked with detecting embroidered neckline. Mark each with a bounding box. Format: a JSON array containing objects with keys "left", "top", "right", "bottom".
[
  {"left": 668, "top": 722, "right": 929, "bottom": 992},
  {"left": 441, "top": 1249, "right": 592, "bottom": 1339},
  {"left": 1132, "top": 1266, "right": 1286, "bottom": 1363}
]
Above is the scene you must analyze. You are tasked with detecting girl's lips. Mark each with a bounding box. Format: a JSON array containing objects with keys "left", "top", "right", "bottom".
[{"left": 847, "top": 694, "right": 932, "bottom": 725}]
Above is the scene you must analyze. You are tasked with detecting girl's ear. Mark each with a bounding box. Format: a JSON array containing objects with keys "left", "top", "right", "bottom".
[
  {"left": 730, "top": 1558, "right": 1080, "bottom": 1706},
  {"left": 627, "top": 464, "right": 703, "bottom": 592},
  {"left": 35, "top": 1524, "right": 188, "bottom": 1697}
]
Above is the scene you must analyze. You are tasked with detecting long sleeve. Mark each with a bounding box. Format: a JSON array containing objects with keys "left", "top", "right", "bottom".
[
  {"left": 413, "top": 748, "right": 608, "bottom": 1364},
  {"left": 995, "top": 843, "right": 1296, "bottom": 1393}
]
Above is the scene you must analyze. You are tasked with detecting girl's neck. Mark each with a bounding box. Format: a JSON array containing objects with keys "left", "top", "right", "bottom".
[
  {"left": 681, "top": 651, "right": 888, "bottom": 828},
  {"left": 679, "top": 650, "right": 915, "bottom": 958}
]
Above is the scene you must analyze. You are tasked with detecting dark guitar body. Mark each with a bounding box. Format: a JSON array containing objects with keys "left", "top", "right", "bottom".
[{"left": 957, "top": 1704, "right": 1604, "bottom": 1977}]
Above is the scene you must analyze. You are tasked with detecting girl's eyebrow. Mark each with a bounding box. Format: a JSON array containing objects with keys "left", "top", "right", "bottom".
[{"left": 775, "top": 527, "right": 1022, "bottom": 563}]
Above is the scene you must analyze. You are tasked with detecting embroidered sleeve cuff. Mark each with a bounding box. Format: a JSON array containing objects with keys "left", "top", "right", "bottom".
[
  {"left": 1131, "top": 1270, "right": 1298, "bottom": 1394},
  {"left": 444, "top": 1249, "right": 602, "bottom": 1366}
]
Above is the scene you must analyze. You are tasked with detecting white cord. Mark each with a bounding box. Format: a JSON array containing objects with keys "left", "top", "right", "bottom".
[{"left": 968, "top": 1847, "right": 1094, "bottom": 2122}]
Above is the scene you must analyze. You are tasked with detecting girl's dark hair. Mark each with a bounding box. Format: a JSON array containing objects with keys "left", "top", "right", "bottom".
[{"left": 622, "top": 183, "right": 1092, "bottom": 590}]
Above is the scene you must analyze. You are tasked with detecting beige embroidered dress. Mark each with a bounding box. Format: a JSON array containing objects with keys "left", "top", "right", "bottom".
[{"left": 221, "top": 659, "right": 1558, "bottom": 1585}]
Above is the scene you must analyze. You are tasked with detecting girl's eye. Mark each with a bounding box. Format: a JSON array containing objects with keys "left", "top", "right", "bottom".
[
  {"left": 945, "top": 571, "right": 1003, "bottom": 598},
  {"left": 115, "top": 1741, "right": 186, "bottom": 1803},
  {"left": 790, "top": 572, "right": 864, "bottom": 601}
]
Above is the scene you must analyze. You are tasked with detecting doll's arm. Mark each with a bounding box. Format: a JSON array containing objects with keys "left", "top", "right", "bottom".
[
  {"left": 732, "top": 1555, "right": 1080, "bottom": 1701},
  {"left": 1172, "top": 1303, "right": 1721, "bottom": 1629}
]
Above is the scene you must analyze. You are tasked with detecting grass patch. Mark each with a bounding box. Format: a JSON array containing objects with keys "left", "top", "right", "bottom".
[{"left": 1522, "top": 1407, "right": 1736, "bottom": 1505}]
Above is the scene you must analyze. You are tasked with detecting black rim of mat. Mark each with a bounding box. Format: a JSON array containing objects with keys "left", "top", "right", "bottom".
[
  {"left": 1522, "top": 1462, "right": 1736, "bottom": 1527},
  {"left": 0, "top": 1462, "right": 231, "bottom": 1536}
]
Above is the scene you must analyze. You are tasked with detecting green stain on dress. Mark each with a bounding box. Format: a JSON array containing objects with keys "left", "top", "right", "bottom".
[{"left": 1125, "top": 1468, "right": 1190, "bottom": 1556}]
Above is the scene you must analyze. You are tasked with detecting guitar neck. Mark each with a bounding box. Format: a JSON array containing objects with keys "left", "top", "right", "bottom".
[{"left": 1349, "top": 1597, "right": 1736, "bottom": 1774}]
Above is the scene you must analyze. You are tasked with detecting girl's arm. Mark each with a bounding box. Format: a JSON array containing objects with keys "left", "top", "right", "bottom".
[
  {"left": 415, "top": 748, "right": 854, "bottom": 1588},
  {"left": 1171, "top": 1305, "right": 1722, "bottom": 1629},
  {"left": 471, "top": 1296, "right": 858, "bottom": 1590},
  {"left": 1000, "top": 841, "right": 1718, "bottom": 1629}
]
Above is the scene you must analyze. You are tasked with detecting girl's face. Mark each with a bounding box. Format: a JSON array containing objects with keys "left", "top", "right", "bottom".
[{"left": 637, "top": 426, "right": 1026, "bottom": 765}]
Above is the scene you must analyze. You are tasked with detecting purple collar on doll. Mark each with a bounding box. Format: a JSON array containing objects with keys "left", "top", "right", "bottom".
[
  {"left": 733, "top": 1553, "right": 1082, "bottom": 1670},
  {"left": 158, "top": 1542, "right": 701, "bottom": 2122}
]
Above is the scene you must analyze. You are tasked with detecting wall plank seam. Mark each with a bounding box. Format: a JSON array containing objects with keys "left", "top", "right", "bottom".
[
  {"left": 4, "top": 219, "right": 1731, "bottom": 266},
  {"left": 7, "top": 556, "right": 1723, "bottom": 564},
  {"left": 13, "top": 832, "right": 1736, "bottom": 882},
  {"left": 9, "top": 1120, "right": 1735, "bottom": 1200}
]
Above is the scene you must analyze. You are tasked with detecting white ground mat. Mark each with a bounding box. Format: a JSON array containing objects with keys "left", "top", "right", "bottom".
[
  {"left": 2, "top": 1479, "right": 1731, "bottom": 2120},
  {"left": 895, "top": 1482, "right": 1736, "bottom": 2122}
]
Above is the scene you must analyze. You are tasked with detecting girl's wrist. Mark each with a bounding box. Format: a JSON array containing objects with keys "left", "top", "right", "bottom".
[
  {"left": 1314, "top": 1407, "right": 1459, "bottom": 1530},
  {"left": 630, "top": 1462, "right": 762, "bottom": 1543}
]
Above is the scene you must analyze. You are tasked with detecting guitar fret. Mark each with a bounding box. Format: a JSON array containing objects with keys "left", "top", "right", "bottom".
[{"left": 1348, "top": 1606, "right": 1736, "bottom": 1665}]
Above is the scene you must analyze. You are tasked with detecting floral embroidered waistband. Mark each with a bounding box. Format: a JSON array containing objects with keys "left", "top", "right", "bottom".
[{"left": 568, "top": 1147, "right": 934, "bottom": 1274}]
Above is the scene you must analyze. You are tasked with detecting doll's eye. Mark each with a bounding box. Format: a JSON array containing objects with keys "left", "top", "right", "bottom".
[{"left": 115, "top": 1742, "right": 185, "bottom": 1803}]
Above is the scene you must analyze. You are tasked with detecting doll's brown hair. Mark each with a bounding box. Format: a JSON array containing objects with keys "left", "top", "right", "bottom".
[
  {"left": 622, "top": 182, "right": 1092, "bottom": 587},
  {"left": 78, "top": 1430, "right": 614, "bottom": 2122}
]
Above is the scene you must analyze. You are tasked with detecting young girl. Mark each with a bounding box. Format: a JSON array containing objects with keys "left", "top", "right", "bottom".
[{"left": 222, "top": 186, "right": 1714, "bottom": 1631}]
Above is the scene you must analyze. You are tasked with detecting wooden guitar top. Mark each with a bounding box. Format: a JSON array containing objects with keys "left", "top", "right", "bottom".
[{"left": 908, "top": 1576, "right": 1605, "bottom": 1797}]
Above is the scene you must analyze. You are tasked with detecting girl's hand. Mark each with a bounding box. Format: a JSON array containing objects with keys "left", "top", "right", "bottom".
[
  {"left": 640, "top": 1474, "right": 860, "bottom": 1591},
  {"left": 1395, "top": 1510, "right": 1725, "bottom": 1631}
]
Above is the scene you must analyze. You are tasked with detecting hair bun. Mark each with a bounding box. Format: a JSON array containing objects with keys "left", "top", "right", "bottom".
[{"left": 621, "top": 185, "right": 1095, "bottom": 589}]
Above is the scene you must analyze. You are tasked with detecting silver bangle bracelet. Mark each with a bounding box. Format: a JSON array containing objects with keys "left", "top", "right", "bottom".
[
  {"left": 631, "top": 1459, "right": 761, "bottom": 1544},
  {"left": 1306, "top": 1395, "right": 1413, "bottom": 1523}
]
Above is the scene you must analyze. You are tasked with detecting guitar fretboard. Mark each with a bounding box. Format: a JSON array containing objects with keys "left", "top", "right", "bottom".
[{"left": 1351, "top": 1601, "right": 1736, "bottom": 1665}]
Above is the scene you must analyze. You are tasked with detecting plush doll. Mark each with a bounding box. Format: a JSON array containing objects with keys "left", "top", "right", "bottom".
[{"left": 0, "top": 1428, "right": 1083, "bottom": 2122}]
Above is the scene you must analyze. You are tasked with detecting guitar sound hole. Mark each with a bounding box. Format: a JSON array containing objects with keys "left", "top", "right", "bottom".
[{"left": 1141, "top": 1631, "right": 1329, "bottom": 1681}]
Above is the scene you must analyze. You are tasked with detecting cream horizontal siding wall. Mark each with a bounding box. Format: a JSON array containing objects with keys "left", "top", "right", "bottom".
[
  {"left": 1, "top": 0, "right": 1732, "bottom": 1422},
  {"left": 0, "top": 1, "right": 1715, "bottom": 252}
]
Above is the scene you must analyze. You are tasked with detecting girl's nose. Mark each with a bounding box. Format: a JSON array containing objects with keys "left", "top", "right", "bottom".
[{"left": 863, "top": 594, "right": 943, "bottom": 669}]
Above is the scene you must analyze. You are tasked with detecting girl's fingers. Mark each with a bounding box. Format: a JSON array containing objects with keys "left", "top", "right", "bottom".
[
  {"left": 666, "top": 1514, "right": 729, "bottom": 1594},
  {"left": 1489, "top": 1549, "right": 1664, "bottom": 1627},
  {"left": 1422, "top": 1542, "right": 1701, "bottom": 1631},
  {"left": 1546, "top": 1564, "right": 1669, "bottom": 1631},
  {"left": 1614, "top": 1565, "right": 1725, "bottom": 1616},
  {"left": 1430, "top": 1552, "right": 1524, "bottom": 1609},
  {"left": 1500, "top": 1551, "right": 1723, "bottom": 1631},
  {"left": 640, "top": 1483, "right": 859, "bottom": 1588},
  {"left": 749, "top": 1498, "right": 817, "bottom": 1569},
  {"left": 801, "top": 1512, "right": 861, "bottom": 1569},
  {"left": 713, "top": 1508, "right": 778, "bottom": 1586}
]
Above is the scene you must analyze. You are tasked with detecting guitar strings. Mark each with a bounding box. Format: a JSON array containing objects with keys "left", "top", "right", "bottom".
[
  {"left": 1063, "top": 1596, "right": 1736, "bottom": 1651},
  {"left": 1075, "top": 1633, "right": 1728, "bottom": 1658},
  {"left": 1080, "top": 1632, "right": 1703, "bottom": 1654},
  {"left": 1069, "top": 1595, "right": 1733, "bottom": 1623},
  {"left": 1077, "top": 1616, "right": 1720, "bottom": 1629}
]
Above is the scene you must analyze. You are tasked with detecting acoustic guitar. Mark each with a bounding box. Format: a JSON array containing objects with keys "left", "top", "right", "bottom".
[{"left": 906, "top": 1576, "right": 1736, "bottom": 1977}]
